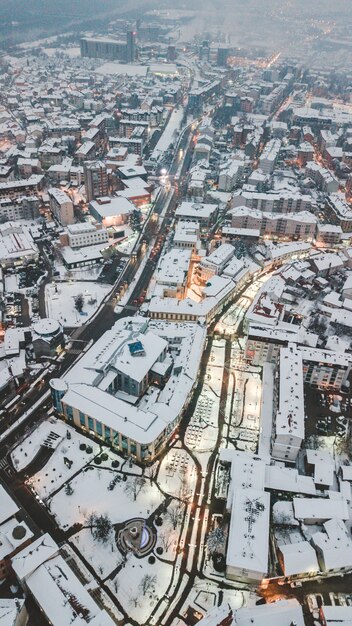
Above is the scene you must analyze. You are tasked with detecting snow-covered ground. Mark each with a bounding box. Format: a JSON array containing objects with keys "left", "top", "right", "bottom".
[
  {"left": 113, "top": 553, "right": 173, "bottom": 623},
  {"left": 71, "top": 527, "right": 123, "bottom": 580},
  {"left": 158, "top": 449, "right": 196, "bottom": 499},
  {"left": 49, "top": 467, "right": 163, "bottom": 529},
  {"left": 45, "top": 281, "right": 110, "bottom": 327},
  {"left": 11, "top": 417, "right": 67, "bottom": 471},
  {"left": 29, "top": 427, "right": 101, "bottom": 498}
]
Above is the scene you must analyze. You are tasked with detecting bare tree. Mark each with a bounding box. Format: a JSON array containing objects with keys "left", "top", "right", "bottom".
[
  {"left": 159, "top": 532, "right": 173, "bottom": 552},
  {"left": 207, "top": 527, "right": 225, "bottom": 555},
  {"left": 124, "top": 476, "right": 147, "bottom": 501},
  {"left": 178, "top": 474, "right": 190, "bottom": 501},
  {"left": 129, "top": 596, "right": 141, "bottom": 608},
  {"left": 167, "top": 501, "right": 184, "bottom": 530},
  {"left": 145, "top": 463, "right": 158, "bottom": 484},
  {"left": 139, "top": 573, "right": 157, "bottom": 596},
  {"left": 85, "top": 511, "right": 97, "bottom": 535}
]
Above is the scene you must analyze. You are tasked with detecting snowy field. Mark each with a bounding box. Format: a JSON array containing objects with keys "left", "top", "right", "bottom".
[
  {"left": 29, "top": 427, "right": 101, "bottom": 498},
  {"left": 113, "top": 554, "right": 173, "bottom": 623},
  {"left": 71, "top": 527, "right": 123, "bottom": 580},
  {"left": 158, "top": 449, "right": 196, "bottom": 498},
  {"left": 45, "top": 281, "right": 110, "bottom": 326},
  {"left": 11, "top": 417, "right": 67, "bottom": 471},
  {"left": 49, "top": 468, "right": 163, "bottom": 529}
]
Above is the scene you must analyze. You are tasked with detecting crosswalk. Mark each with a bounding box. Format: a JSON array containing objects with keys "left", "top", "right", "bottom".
[{"left": 0, "top": 457, "right": 15, "bottom": 476}]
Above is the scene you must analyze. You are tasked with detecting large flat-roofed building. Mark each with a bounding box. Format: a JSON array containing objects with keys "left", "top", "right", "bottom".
[
  {"left": 175, "top": 201, "right": 218, "bottom": 228},
  {"left": 200, "top": 244, "right": 235, "bottom": 280},
  {"left": 231, "top": 190, "right": 313, "bottom": 214},
  {"left": 173, "top": 221, "right": 200, "bottom": 251},
  {"left": 229, "top": 206, "right": 317, "bottom": 241},
  {"left": 0, "top": 222, "right": 38, "bottom": 267},
  {"left": 66, "top": 222, "right": 109, "bottom": 249},
  {"left": 50, "top": 317, "right": 206, "bottom": 461},
  {"left": 89, "top": 195, "right": 134, "bottom": 228},
  {"left": 293, "top": 496, "right": 349, "bottom": 524},
  {"left": 272, "top": 345, "right": 305, "bottom": 463},
  {"left": 80, "top": 33, "right": 135, "bottom": 62},
  {"left": 48, "top": 187, "right": 74, "bottom": 226},
  {"left": 220, "top": 450, "right": 269, "bottom": 584},
  {"left": 233, "top": 599, "right": 305, "bottom": 626},
  {"left": 226, "top": 487, "right": 270, "bottom": 583},
  {"left": 154, "top": 248, "right": 192, "bottom": 298}
]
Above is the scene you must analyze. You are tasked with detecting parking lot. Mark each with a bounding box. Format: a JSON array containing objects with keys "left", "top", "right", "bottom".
[
  {"left": 98, "top": 256, "right": 128, "bottom": 284},
  {"left": 305, "top": 387, "right": 352, "bottom": 438}
]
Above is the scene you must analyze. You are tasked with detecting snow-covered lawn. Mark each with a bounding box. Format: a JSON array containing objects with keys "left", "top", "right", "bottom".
[
  {"left": 158, "top": 449, "right": 196, "bottom": 499},
  {"left": 153, "top": 516, "right": 180, "bottom": 562},
  {"left": 112, "top": 553, "right": 174, "bottom": 623},
  {"left": 45, "top": 281, "right": 110, "bottom": 327},
  {"left": 29, "top": 427, "right": 101, "bottom": 498},
  {"left": 49, "top": 468, "right": 163, "bottom": 529},
  {"left": 11, "top": 417, "right": 67, "bottom": 471},
  {"left": 71, "top": 527, "right": 123, "bottom": 580}
]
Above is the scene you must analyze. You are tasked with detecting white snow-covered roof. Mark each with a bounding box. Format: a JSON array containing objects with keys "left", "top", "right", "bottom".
[
  {"left": 202, "top": 243, "right": 235, "bottom": 268},
  {"left": 0, "top": 485, "right": 19, "bottom": 524},
  {"left": 310, "top": 251, "right": 344, "bottom": 272},
  {"left": 57, "top": 317, "right": 206, "bottom": 445},
  {"left": 0, "top": 518, "right": 33, "bottom": 561},
  {"left": 226, "top": 487, "right": 270, "bottom": 577},
  {"left": 233, "top": 599, "right": 305, "bottom": 626},
  {"left": 175, "top": 201, "right": 218, "bottom": 221},
  {"left": 341, "top": 465, "right": 352, "bottom": 481},
  {"left": 265, "top": 465, "right": 316, "bottom": 495},
  {"left": 26, "top": 554, "right": 115, "bottom": 626},
  {"left": 293, "top": 497, "right": 349, "bottom": 523},
  {"left": 279, "top": 541, "right": 319, "bottom": 576},
  {"left": 0, "top": 599, "right": 25, "bottom": 626},
  {"left": 300, "top": 346, "right": 351, "bottom": 368},
  {"left": 32, "top": 318, "right": 61, "bottom": 337},
  {"left": 320, "top": 606, "right": 352, "bottom": 624},
  {"left": 11, "top": 533, "right": 58, "bottom": 581},
  {"left": 311, "top": 518, "right": 352, "bottom": 571},
  {"left": 306, "top": 449, "right": 335, "bottom": 487},
  {"left": 196, "top": 605, "right": 233, "bottom": 626},
  {"left": 89, "top": 196, "right": 134, "bottom": 218},
  {"left": 48, "top": 187, "right": 72, "bottom": 205},
  {"left": 156, "top": 248, "right": 191, "bottom": 286},
  {"left": 276, "top": 345, "right": 305, "bottom": 440}
]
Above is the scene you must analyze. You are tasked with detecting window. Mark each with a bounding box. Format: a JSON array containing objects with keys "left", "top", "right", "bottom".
[
  {"left": 79, "top": 412, "right": 85, "bottom": 426},
  {"left": 88, "top": 417, "right": 94, "bottom": 431},
  {"left": 96, "top": 421, "right": 103, "bottom": 436},
  {"left": 130, "top": 441, "right": 137, "bottom": 455},
  {"left": 66, "top": 406, "right": 73, "bottom": 421}
]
